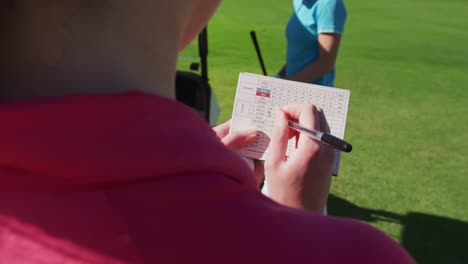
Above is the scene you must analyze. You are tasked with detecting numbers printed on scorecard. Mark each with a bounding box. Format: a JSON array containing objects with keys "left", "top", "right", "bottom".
[{"left": 230, "top": 72, "right": 351, "bottom": 174}]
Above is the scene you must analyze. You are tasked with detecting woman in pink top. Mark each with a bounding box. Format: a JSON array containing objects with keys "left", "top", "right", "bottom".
[{"left": 0, "top": 0, "right": 414, "bottom": 263}]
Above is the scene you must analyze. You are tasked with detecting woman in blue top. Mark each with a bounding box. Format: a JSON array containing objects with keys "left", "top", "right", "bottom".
[{"left": 276, "top": 0, "right": 347, "bottom": 87}]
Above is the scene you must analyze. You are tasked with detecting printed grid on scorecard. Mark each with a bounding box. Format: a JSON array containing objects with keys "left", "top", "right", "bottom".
[{"left": 230, "top": 73, "right": 350, "bottom": 173}]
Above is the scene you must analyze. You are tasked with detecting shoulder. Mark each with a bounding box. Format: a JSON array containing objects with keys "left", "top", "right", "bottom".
[
  {"left": 316, "top": 0, "right": 346, "bottom": 12},
  {"left": 318, "top": 0, "right": 345, "bottom": 5},
  {"left": 314, "top": 0, "right": 347, "bottom": 32},
  {"left": 261, "top": 208, "right": 415, "bottom": 263}
]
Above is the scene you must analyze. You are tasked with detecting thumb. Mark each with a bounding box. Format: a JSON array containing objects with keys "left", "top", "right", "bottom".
[
  {"left": 212, "top": 120, "right": 231, "bottom": 139},
  {"left": 268, "top": 109, "right": 289, "bottom": 164},
  {"left": 221, "top": 128, "right": 258, "bottom": 152}
]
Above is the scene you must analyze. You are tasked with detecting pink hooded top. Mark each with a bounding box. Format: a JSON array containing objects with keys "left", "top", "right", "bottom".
[{"left": 0, "top": 92, "right": 414, "bottom": 263}]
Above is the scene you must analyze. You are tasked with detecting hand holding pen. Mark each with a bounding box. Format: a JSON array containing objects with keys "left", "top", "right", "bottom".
[
  {"left": 265, "top": 104, "right": 337, "bottom": 213},
  {"left": 288, "top": 121, "right": 352, "bottom": 153}
]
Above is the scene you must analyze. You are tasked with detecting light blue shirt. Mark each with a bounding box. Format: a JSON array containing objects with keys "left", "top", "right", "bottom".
[{"left": 286, "top": 0, "right": 347, "bottom": 87}]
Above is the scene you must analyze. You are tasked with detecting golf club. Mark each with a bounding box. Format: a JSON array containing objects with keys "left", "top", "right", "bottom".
[{"left": 250, "top": 30, "right": 268, "bottom": 76}]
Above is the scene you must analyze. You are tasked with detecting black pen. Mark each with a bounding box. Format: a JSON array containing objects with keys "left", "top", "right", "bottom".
[{"left": 288, "top": 120, "right": 353, "bottom": 153}]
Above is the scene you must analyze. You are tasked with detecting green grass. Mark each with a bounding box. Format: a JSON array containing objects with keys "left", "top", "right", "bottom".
[{"left": 178, "top": 0, "right": 468, "bottom": 262}]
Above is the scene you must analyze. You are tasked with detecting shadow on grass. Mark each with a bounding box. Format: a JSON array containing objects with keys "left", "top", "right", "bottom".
[{"left": 328, "top": 195, "right": 468, "bottom": 264}]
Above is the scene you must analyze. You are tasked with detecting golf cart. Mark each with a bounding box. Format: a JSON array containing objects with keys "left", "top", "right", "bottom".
[{"left": 176, "top": 27, "right": 219, "bottom": 125}]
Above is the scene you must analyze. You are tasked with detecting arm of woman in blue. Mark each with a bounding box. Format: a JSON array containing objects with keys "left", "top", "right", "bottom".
[
  {"left": 281, "top": 33, "right": 342, "bottom": 83},
  {"left": 276, "top": 0, "right": 347, "bottom": 85}
]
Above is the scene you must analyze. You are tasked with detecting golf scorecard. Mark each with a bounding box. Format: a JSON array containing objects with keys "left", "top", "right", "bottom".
[{"left": 230, "top": 72, "right": 351, "bottom": 175}]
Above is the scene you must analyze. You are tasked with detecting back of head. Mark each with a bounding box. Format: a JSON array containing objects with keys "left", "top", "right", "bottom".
[{"left": 0, "top": 0, "right": 221, "bottom": 100}]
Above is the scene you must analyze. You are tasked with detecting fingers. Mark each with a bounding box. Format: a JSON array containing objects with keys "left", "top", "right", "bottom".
[
  {"left": 212, "top": 120, "right": 231, "bottom": 140},
  {"left": 268, "top": 109, "right": 290, "bottom": 164},
  {"left": 282, "top": 104, "right": 320, "bottom": 152},
  {"left": 221, "top": 128, "right": 258, "bottom": 152},
  {"left": 282, "top": 104, "right": 317, "bottom": 128},
  {"left": 317, "top": 108, "right": 330, "bottom": 134},
  {"left": 216, "top": 121, "right": 264, "bottom": 187}
]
